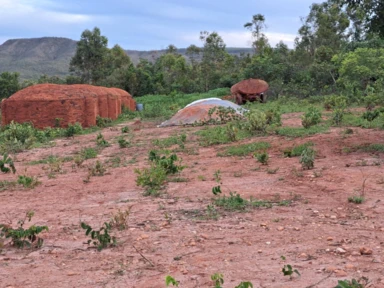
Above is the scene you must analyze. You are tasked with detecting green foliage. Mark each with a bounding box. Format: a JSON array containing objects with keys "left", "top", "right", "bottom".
[
  {"left": 80, "top": 222, "right": 116, "bottom": 251},
  {"left": 0, "top": 153, "right": 16, "bottom": 174},
  {"left": 211, "top": 273, "right": 224, "bottom": 288},
  {"left": 265, "top": 108, "right": 282, "bottom": 126},
  {"left": 118, "top": 136, "right": 130, "bottom": 148},
  {"left": 148, "top": 150, "right": 185, "bottom": 175},
  {"left": 88, "top": 160, "right": 106, "bottom": 177},
  {"left": 121, "top": 126, "right": 130, "bottom": 133},
  {"left": 80, "top": 147, "right": 98, "bottom": 159},
  {"left": 0, "top": 211, "right": 48, "bottom": 249},
  {"left": 0, "top": 180, "right": 17, "bottom": 192},
  {"left": 205, "top": 106, "right": 243, "bottom": 124},
  {"left": 64, "top": 123, "right": 83, "bottom": 137},
  {"left": 323, "top": 95, "right": 348, "bottom": 110},
  {"left": 255, "top": 152, "right": 269, "bottom": 165},
  {"left": 153, "top": 134, "right": 187, "bottom": 149},
  {"left": 333, "top": 108, "right": 345, "bottom": 126},
  {"left": 197, "top": 126, "right": 251, "bottom": 146},
  {"left": 275, "top": 125, "right": 329, "bottom": 138},
  {"left": 282, "top": 264, "right": 301, "bottom": 279},
  {"left": 96, "top": 116, "right": 113, "bottom": 128},
  {"left": 217, "top": 142, "right": 270, "bottom": 157},
  {"left": 235, "top": 283, "right": 253, "bottom": 288},
  {"left": 96, "top": 133, "right": 110, "bottom": 147},
  {"left": 362, "top": 109, "right": 381, "bottom": 122},
  {"left": 348, "top": 196, "right": 365, "bottom": 204},
  {"left": 17, "top": 175, "right": 41, "bottom": 189},
  {"left": 300, "top": 147, "right": 315, "bottom": 170},
  {"left": 0, "top": 72, "right": 20, "bottom": 100},
  {"left": 165, "top": 275, "right": 179, "bottom": 287},
  {"left": 214, "top": 192, "right": 248, "bottom": 211},
  {"left": 134, "top": 164, "right": 167, "bottom": 194},
  {"left": 334, "top": 278, "right": 366, "bottom": 288},
  {"left": 244, "top": 109, "right": 267, "bottom": 133},
  {"left": 360, "top": 143, "right": 384, "bottom": 153},
  {"left": 284, "top": 142, "right": 314, "bottom": 157},
  {"left": 301, "top": 107, "right": 322, "bottom": 128},
  {"left": 212, "top": 170, "right": 222, "bottom": 196}
]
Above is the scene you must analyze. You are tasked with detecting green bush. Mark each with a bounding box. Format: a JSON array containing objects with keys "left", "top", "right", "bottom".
[
  {"left": 301, "top": 107, "right": 322, "bottom": 128},
  {"left": 96, "top": 116, "right": 113, "bottom": 128},
  {"left": 255, "top": 152, "right": 269, "bottom": 165},
  {"left": 244, "top": 109, "right": 267, "bottom": 133},
  {"left": 17, "top": 175, "right": 41, "bottom": 189},
  {"left": 134, "top": 164, "right": 167, "bottom": 192},
  {"left": 0, "top": 153, "right": 16, "bottom": 173},
  {"left": 300, "top": 147, "right": 315, "bottom": 170}
]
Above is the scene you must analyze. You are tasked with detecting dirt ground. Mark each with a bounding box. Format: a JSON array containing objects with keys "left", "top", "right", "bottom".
[{"left": 1, "top": 113, "right": 384, "bottom": 288}]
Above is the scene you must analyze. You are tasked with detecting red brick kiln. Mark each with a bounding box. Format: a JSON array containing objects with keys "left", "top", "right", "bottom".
[{"left": 1, "top": 84, "right": 136, "bottom": 129}]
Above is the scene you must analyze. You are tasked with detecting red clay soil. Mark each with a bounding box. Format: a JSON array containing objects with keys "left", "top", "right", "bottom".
[
  {"left": 1, "top": 113, "right": 384, "bottom": 288},
  {"left": 1, "top": 84, "right": 136, "bottom": 129}
]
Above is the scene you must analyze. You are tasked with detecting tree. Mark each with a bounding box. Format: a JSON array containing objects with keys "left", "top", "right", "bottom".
[
  {"left": 0, "top": 72, "right": 20, "bottom": 100},
  {"left": 244, "top": 14, "right": 270, "bottom": 55},
  {"left": 69, "top": 27, "right": 109, "bottom": 85},
  {"left": 340, "top": 0, "right": 384, "bottom": 37}
]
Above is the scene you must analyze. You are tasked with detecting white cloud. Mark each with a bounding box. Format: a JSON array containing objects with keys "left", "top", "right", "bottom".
[
  {"left": 181, "top": 30, "right": 296, "bottom": 48},
  {"left": 0, "top": 0, "right": 95, "bottom": 25}
]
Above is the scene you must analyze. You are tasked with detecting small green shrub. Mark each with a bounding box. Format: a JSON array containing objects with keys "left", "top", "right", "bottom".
[
  {"left": 362, "top": 109, "right": 380, "bottom": 122},
  {"left": 165, "top": 275, "right": 179, "bottom": 287},
  {"left": 244, "top": 109, "right": 267, "bottom": 133},
  {"left": 17, "top": 175, "right": 41, "bottom": 189},
  {"left": 96, "top": 133, "right": 110, "bottom": 147},
  {"left": 332, "top": 108, "right": 345, "bottom": 126},
  {"left": 118, "top": 136, "right": 130, "bottom": 148},
  {"left": 301, "top": 107, "right": 322, "bottom": 128},
  {"left": 81, "top": 222, "right": 116, "bottom": 251},
  {"left": 64, "top": 123, "right": 83, "bottom": 137},
  {"left": 96, "top": 116, "right": 113, "bottom": 128},
  {"left": 255, "top": 152, "right": 269, "bottom": 165},
  {"left": 214, "top": 192, "right": 248, "bottom": 211},
  {"left": 121, "top": 126, "right": 130, "bottom": 133},
  {"left": 152, "top": 134, "right": 187, "bottom": 149},
  {"left": 335, "top": 278, "right": 367, "bottom": 288},
  {"left": 284, "top": 142, "right": 314, "bottom": 157},
  {"left": 148, "top": 151, "right": 185, "bottom": 175},
  {"left": 300, "top": 147, "right": 315, "bottom": 170},
  {"left": 265, "top": 108, "right": 282, "bottom": 126},
  {"left": 0, "top": 211, "right": 48, "bottom": 249},
  {"left": 134, "top": 165, "right": 167, "bottom": 195},
  {"left": 0, "top": 153, "right": 16, "bottom": 174},
  {"left": 80, "top": 147, "right": 98, "bottom": 159},
  {"left": 323, "top": 95, "right": 348, "bottom": 110},
  {"left": 348, "top": 196, "right": 364, "bottom": 204},
  {"left": 88, "top": 160, "right": 106, "bottom": 177}
]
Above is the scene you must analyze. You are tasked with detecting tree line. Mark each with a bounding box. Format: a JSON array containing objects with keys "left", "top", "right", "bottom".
[{"left": 1, "top": 0, "right": 383, "bottom": 101}]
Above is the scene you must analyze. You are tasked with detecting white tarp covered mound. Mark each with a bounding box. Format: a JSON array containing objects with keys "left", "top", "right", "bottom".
[{"left": 159, "top": 98, "right": 246, "bottom": 127}]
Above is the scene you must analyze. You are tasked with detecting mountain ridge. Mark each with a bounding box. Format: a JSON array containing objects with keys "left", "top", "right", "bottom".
[{"left": 0, "top": 37, "right": 253, "bottom": 80}]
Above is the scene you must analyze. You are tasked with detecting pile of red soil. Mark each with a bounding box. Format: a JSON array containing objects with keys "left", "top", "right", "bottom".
[{"left": 1, "top": 84, "right": 136, "bottom": 128}]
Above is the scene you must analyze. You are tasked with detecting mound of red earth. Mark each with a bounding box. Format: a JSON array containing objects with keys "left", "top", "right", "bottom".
[
  {"left": 1, "top": 84, "right": 136, "bottom": 128},
  {"left": 231, "top": 79, "right": 269, "bottom": 104}
]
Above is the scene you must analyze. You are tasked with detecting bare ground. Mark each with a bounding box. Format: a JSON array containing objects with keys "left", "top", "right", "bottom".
[{"left": 1, "top": 113, "right": 384, "bottom": 288}]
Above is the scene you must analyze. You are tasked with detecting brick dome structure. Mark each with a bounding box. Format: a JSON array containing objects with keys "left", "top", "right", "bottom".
[{"left": 1, "top": 84, "right": 136, "bottom": 129}]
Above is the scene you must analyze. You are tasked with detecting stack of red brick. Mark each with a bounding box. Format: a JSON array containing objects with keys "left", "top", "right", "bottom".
[{"left": 1, "top": 84, "right": 136, "bottom": 128}]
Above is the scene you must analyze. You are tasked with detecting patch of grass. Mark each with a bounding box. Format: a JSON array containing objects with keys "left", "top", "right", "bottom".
[
  {"left": 197, "top": 126, "right": 251, "bottom": 147},
  {"left": 29, "top": 155, "right": 73, "bottom": 165},
  {"left": 217, "top": 142, "right": 270, "bottom": 157},
  {"left": 153, "top": 134, "right": 187, "bottom": 149},
  {"left": 214, "top": 192, "right": 248, "bottom": 211},
  {"left": 267, "top": 168, "right": 279, "bottom": 174},
  {"left": 284, "top": 142, "right": 314, "bottom": 157},
  {"left": 80, "top": 147, "right": 98, "bottom": 159},
  {"left": 17, "top": 175, "right": 41, "bottom": 189},
  {"left": 255, "top": 152, "right": 269, "bottom": 165},
  {"left": 300, "top": 147, "right": 315, "bottom": 170},
  {"left": 360, "top": 143, "right": 384, "bottom": 153},
  {"left": 0, "top": 180, "right": 17, "bottom": 192},
  {"left": 275, "top": 125, "right": 329, "bottom": 138},
  {"left": 342, "top": 113, "right": 383, "bottom": 129},
  {"left": 118, "top": 136, "right": 130, "bottom": 148},
  {"left": 348, "top": 196, "right": 365, "bottom": 204},
  {"left": 168, "top": 177, "right": 189, "bottom": 183}
]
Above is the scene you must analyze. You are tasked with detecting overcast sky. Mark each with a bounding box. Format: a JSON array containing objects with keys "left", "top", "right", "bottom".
[{"left": 0, "top": 0, "right": 320, "bottom": 50}]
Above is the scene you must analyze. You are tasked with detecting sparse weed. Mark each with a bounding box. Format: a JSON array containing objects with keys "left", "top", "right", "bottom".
[
  {"left": 267, "top": 168, "right": 279, "bottom": 174},
  {"left": 284, "top": 142, "right": 314, "bottom": 157},
  {"left": 96, "top": 133, "right": 110, "bottom": 147},
  {"left": 17, "top": 175, "right": 41, "bottom": 189},
  {"left": 121, "top": 126, "right": 130, "bottom": 133},
  {"left": 109, "top": 207, "right": 131, "bottom": 231},
  {"left": 80, "top": 147, "right": 98, "bottom": 159},
  {"left": 302, "top": 106, "right": 322, "bottom": 128},
  {"left": 348, "top": 196, "right": 365, "bottom": 204},
  {"left": 96, "top": 116, "right": 113, "bottom": 128},
  {"left": 118, "top": 136, "right": 130, "bottom": 148},
  {"left": 214, "top": 192, "right": 248, "bottom": 211},
  {"left": 255, "top": 152, "right": 269, "bottom": 165},
  {"left": 165, "top": 275, "right": 179, "bottom": 287},
  {"left": 217, "top": 142, "right": 270, "bottom": 157},
  {"left": 0, "top": 211, "right": 48, "bottom": 249},
  {"left": 0, "top": 153, "right": 16, "bottom": 174}
]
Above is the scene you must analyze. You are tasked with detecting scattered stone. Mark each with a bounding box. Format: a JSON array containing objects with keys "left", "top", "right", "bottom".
[
  {"left": 373, "top": 257, "right": 382, "bottom": 263},
  {"left": 335, "top": 270, "right": 347, "bottom": 277},
  {"left": 360, "top": 247, "right": 373, "bottom": 255},
  {"left": 266, "top": 242, "right": 271, "bottom": 245},
  {"left": 326, "top": 266, "right": 337, "bottom": 273},
  {"left": 299, "top": 253, "right": 308, "bottom": 259},
  {"left": 347, "top": 256, "right": 357, "bottom": 262},
  {"left": 330, "top": 215, "right": 337, "bottom": 219},
  {"left": 336, "top": 248, "right": 347, "bottom": 254},
  {"left": 140, "top": 234, "right": 149, "bottom": 239},
  {"left": 200, "top": 234, "right": 208, "bottom": 240},
  {"left": 345, "top": 264, "right": 356, "bottom": 271},
  {"left": 294, "top": 227, "right": 300, "bottom": 231},
  {"left": 260, "top": 223, "right": 268, "bottom": 227},
  {"left": 327, "top": 237, "right": 334, "bottom": 241},
  {"left": 67, "top": 271, "right": 77, "bottom": 276},
  {"left": 258, "top": 250, "right": 262, "bottom": 253},
  {"left": 351, "top": 251, "right": 360, "bottom": 256},
  {"left": 277, "top": 226, "right": 285, "bottom": 231}
]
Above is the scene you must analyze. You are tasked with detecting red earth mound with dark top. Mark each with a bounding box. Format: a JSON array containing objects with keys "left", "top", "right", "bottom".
[
  {"left": 231, "top": 79, "right": 269, "bottom": 105},
  {"left": 1, "top": 84, "right": 136, "bottom": 128}
]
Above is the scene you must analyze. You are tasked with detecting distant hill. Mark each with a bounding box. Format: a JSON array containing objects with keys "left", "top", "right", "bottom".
[{"left": 0, "top": 37, "right": 253, "bottom": 80}]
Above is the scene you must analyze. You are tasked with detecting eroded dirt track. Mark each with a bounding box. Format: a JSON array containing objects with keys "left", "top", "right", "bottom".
[{"left": 1, "top": 115, "right": 384, "bottom": 288}]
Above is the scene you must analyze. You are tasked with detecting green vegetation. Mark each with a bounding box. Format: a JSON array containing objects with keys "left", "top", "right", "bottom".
[
  {"left": 348, "top": 196, "right": 365, "bottom": 204},
  {"left": 301, "top": 107, "right": 322, "bottom": 128},
  {"left": 80, "top": 147, "right": 98, "bottom": 159},
  {"left": 29, "top": 155, "right": 73, "bottom": 165},
  {"left": 284, "top": 142, "right": 314, "bottom": 157},
  {"left": 217, "top": 142, "right": 270, "bottom": 157},
  {"left": 0, "top": 211, "right": 48, "bottom": 249},
  {"left": 255, "top": 151, "right": 269, "bottom": 165},
  {"left": 300, "top": 147, "right": 315, "bottom": 170},
  {"left": 80, "top": 222, "right": 116, "bottom": 251},
  {"left": 17, "top": 175, "right": 41, "bottom": 189},
  {"left": 197, "top": 126, "right": 251, "bottom": 146},
  {"left": 275, "top": 125, "right": 329, "bottom": 138},
  {"left": 96, "top": 116, "right": 113, "bottom": 128},
  {"left": 96, "top": 133, "right": 110, "bottom": 147},
  {"left": 153, "top": 134, "right": 187, "bottom": 149},
  {"left": 0, "top": 180, "right": 17, "bottom": 192},
  {"left": 118, "top": 136, "right": 130, "bottom": 148},
  {"left": 0, "top": 153, "right": 16, "bottom": 174}
]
